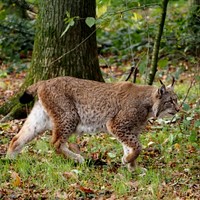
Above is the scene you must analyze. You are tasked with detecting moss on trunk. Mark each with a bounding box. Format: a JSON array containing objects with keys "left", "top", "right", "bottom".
[{"left": 0, "top": 77, "right": 33, "bottom": 120}]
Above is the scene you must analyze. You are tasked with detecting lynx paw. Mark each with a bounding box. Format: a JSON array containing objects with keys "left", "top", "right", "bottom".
[
  {"left": 122, "top": 156, "right": 128, "bottom": 164},
  {"left": 127, "top": 161, "right": 136, "bottom": 172},
  {"left": 75, "top": 154, "right": 85, "bottom": 163},
  {"left": 122, "top": 156, "right": 136, "bottom": 171},
  {"left": 6, "top": 152, "right": 17, "bottom": 159}
]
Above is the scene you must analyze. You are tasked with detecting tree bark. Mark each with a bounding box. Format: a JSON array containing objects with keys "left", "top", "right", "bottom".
[
  {"left": 29, "top": 0, "right": 103, "bottom": 82},
  {"left": 147, "top": 0, "right": 169, "bottom": 85},
  {"left": 0, "top": 0, "right": 103, "bottom": 120}
]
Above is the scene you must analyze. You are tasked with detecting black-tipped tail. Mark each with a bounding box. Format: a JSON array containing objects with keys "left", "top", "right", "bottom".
[{"left": 19, "top": 91, "right": 34, "bottom": 104}]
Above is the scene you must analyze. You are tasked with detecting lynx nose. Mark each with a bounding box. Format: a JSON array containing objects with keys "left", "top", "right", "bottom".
[{"left": 175, "top": 106, "right": 180, "bottom": 112}]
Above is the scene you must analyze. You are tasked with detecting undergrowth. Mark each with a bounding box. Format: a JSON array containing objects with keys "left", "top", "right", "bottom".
[{"left": 0, "top": 82, "right": 199, "bottom": 199}]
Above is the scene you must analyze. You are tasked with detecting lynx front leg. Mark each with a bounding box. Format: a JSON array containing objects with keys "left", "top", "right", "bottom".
[
  {"left": 7, "top": 101, "right": 51, "bottom": 158},
  {"left": 106, "top": 115, "right": 142, "bottom": 171},
  {"left": 121, "top": 140, "right": 141, "bottom": 170}
]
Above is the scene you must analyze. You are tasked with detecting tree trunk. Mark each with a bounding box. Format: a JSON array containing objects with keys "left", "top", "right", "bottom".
[
  {"left": 30, "top": 0, "right": 103, "bottom": 82},
  {"left": 147, "top": 0, "right": 169, "bottom": 85},
  {"left": 188, "top": 0, "right": 200, "bottom": 54},
  {"left": 0, "top": 0, "right": 103, "bottom": 120}
]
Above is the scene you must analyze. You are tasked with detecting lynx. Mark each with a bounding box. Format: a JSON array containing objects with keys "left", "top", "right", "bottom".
[{"left": 7, "top": 76, "right": 179, "bottom": 170}]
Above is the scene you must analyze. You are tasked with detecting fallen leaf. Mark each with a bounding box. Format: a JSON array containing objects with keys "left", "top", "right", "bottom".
[
  {"left": 63, "top": 171, "right": 77, "bottom": 180},
  {"left": 11, "top": 125, "right": 20, "bottom": 133},
  {"left": 11, "top": 171, "right": 22, "bottom": 187},
  {"left": 106, "top": 194, "right": 116, "bottom": 200},
  {"left": 174, "top": 143, "right": 180, "bottom": 151},
  {"left": 147, "top": 141, "right": 155, "bottom": 147},
  {"left": 79, "top": 185, "right": 95, "bottom": 194},
  {"left": 0, "top": 81, "right": 7, "bottom": 90},
  {"left": 69, "top": 143, "right": 81, "bottom": 154},
  {"left": 187, "top": 145, "right": 196, "bottom": 153},
  {"left": 169, "top": 161, "right": 177, "bottom": 167},
  {"left": 91, "top": 151, "right": 100, "bottom": 160}
]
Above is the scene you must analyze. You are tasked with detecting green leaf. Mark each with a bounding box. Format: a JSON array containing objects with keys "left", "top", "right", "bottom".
[
  {"left": 183, "top": 119, "right": 190, "bottom": 127},
  {"left": 85, "top": 17, "right": 96, "bottom": 28},
  {"left": 66, "top": 11, "right": 70, "bottom": 18},
  {"left": 189, "top": 130, "right": 197, "bottom": 142},
  {"left": 158, "top": 59, "right": 168, "bottom": 68},
  {"left": 133, "top": 12, "right": 142, "bottom": 21},
  {"left": 182, "top": 103, "right": 190, "bottom": 111},
  {"left": 107, "top": 152, "right": 116, "bottom": 158},
  {"left": 195, "top": 75, "right": 200, "bottom": 81},
  {"left": 60, "top": 19, "right": 75, "bottom": 38},
  {"left": 0, "top": 70, "right": 7, "bottom": 78},
  {"left": 0, "top": 123, "right": 10, "bottom": 131},
  {"left": 60, "top": 24, "right": 71, "bottom": 38},
  {"left": 69, "top": 19, "right": 75, "bottom": 26},
  {"left": 194, "top": 120, "right": 200, "bottom": 128},
  {"left": 186, "top": 117, "right": 193, "bottom": 121},
  {"left": 169, "top": 134, "right": 174, "bottom": 145}
]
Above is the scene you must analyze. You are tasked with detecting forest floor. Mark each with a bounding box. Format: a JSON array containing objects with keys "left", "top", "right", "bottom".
[{"left": 0, "top": 64, "right": 199, "bottom": 200}]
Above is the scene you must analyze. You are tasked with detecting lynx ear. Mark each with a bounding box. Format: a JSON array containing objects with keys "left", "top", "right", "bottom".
[
  {"left": 157, "top": 80, "right": 166, "bottom": 98},
  {"left": 167, "top": 76, "right": 175, "bottom": 90}
]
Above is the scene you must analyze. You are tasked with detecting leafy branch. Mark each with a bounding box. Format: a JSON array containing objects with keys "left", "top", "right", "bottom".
[{"left": 56, "top": 3, "right": 160, "bottom": 66}]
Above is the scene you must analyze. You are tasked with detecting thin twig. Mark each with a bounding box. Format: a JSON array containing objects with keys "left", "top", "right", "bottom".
[
  {"left": 170, "top": 78, "right": 195, "bottom": 124},
  {"left": 49, "top": 26, "right": 101, "bottom": 66},
  {"left": 133, "top": 67, "right": 139, "bottom": 83},
  {"left": 114, "top": 3, "right": 160, "bottom": 15},
  {"left": 180, "top": 78, "right": 195, "bottom": 108},
  {"left": 125, "top": 65, "right": 135, "bottom": 81},
  {"left": 125, "top": 57, "right": 142, "bottom": 82},
  {"left": 125, "top": 65, "right": 139, "bottom": 83}
]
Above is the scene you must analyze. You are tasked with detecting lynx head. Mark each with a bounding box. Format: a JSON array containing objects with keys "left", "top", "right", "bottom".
[{"left": 152, "top": 78, "right": 179, "bottom": 118}]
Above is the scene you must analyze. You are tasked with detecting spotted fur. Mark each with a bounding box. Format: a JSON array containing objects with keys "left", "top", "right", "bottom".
[{"left": 7, "top": 76, "right": 179, "bottom": 170}]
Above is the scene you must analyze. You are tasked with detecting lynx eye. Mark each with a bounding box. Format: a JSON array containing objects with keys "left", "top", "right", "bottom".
[
  {"left": 164, "top": 99, "right": 173, "bottom": 105},
  {"left": 171, "top": 97, "right": 178, "bottom": 105}
]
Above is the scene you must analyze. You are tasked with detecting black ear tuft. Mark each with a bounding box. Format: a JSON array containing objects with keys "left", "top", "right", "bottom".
[
  {"left": 159, "top": 80, "right": 165, "bottom": 86},
  {"left": 171, "top": 76, "right": 175, "bottom": 87},
  {"left": 19, "top": 91, "right": 34, "bottom": 104}
]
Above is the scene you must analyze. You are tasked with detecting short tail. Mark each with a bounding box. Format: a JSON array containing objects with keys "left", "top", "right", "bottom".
[
  {"left": 19, "top": 80, "right": 45, "bottom": 104},
  {"left": 19, "top": 91, "right": 34, "bottom": 104}
]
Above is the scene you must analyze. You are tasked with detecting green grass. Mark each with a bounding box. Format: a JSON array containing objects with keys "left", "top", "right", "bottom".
[{"left": 0, "top": 82, "right": 199, "bottom": 199}]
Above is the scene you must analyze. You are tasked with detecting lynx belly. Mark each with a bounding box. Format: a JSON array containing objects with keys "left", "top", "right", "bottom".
[{"left": 75, "top": 123, "right": 107, "bottom": 134}]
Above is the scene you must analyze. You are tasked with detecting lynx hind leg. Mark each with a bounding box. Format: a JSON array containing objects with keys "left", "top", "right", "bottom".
[
  {"left": 53, "top": 135, "right": 85, "bottom": 163},
  {"left": 7, "top": 101, "right": 52, "bottom": 158},
  {"left": 43, "top": 95, "right": 84, "bottom": 164},
  {"left": 51, "top": 121, "right": 85, "bottom": 163}
]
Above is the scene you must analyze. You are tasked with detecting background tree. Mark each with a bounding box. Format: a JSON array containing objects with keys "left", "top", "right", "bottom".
[
  {"left": 188, "top": 0, "right": 200, "bottom": 54},
  {"left": 0, "top": 0, "right": 35, "bottom": 62},
  {"left": 147, "top": 0, "right": 169, "bottom": 85},
  {"left": 0, "top": 0, "right": 103, "bottom": 120}
]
